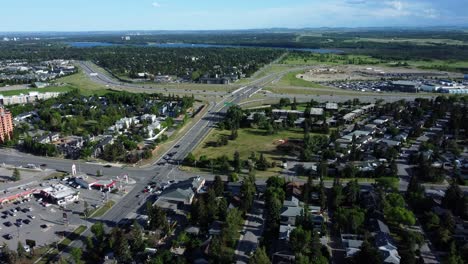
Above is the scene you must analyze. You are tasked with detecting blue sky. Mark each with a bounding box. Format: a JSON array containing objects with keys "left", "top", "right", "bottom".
[{"left": 1, "top": 0, "right": 467, "bottom": 31}]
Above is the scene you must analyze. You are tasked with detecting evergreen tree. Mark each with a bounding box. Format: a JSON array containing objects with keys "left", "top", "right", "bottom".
[
  {"left": 233, "top": 151, "right": 242, "bottom": 173},
  {"left": 12, "top": 168, "right": 20, "bottom": 181},
  {"left": 249, "top": 247, "right": 270, "bottom": 264},
  {"left": 213, "top": 175, "right": 224, "bottom": 197},
  {"left": 17, "top": 241, "right": 27, "bottom": 259}
]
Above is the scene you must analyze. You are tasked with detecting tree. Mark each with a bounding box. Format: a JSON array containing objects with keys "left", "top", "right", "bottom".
[
  {"left": 442, "top": 181, "right": 466, "bottom": 218},
  {"left": 330, "top": 178, "right": 344, "bottom": 209},
  {"left": 345, "top": 180, "right": 360, "bottom": 205},
  {"left": 184, "top": 152, "right": 196, "bottom": 166},
  {"left": 17, "top": 241, "right": 27, "bottom": 259},
  {"left": 130, "top": 220, "right": 145, "bottom": 254},
  {"left": 233, "top": 151, "right": 241, "bottom": 173},
  {"left": 70, "top": 247, "right": 83, "bottom": 264},
  {"left": 445, "top": 242, "right": 464, "bottom": 264},
  {"left": 206, "top": 188, "right": 219, "bottom": 222},
  {"left": 375, "top": 177, "right": 398, "bottom": 192},
  {"left": 290, "top": 226, "right": 311, "bottom": 254},
  {"left": 249, "top": 247, "right": 270, "bottom": 264},
  {"left": 222, "top": 208, "right": 243, "bottom": 247},
  {"left": 12, "top": 168, "right": 20, "bottom": 181},
  {"left": 256, "top": 153, "right": 269, "bottom": 171},
  {"left": 386, "top": 206, "right": 416, "bottom": 226},
  {"left": 1, "top": 243, "right": 17, "bottom": 264},
  {"left": 240, "top": 177, "right": 256, "bottom": 213},
  {"left": 213, "top": 175, "right": 224, "bottom": 197},
  {"left": 147, "top": 204, "right": 169, "bottom": 233},
  {"left": 353, "top": 238, "right": 382, "bottom": 264},
  {"left": 113, "top": 229, "right": 132, "bottom": 264}
]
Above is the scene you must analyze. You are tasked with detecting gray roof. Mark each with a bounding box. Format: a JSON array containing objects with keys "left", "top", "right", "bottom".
[
  {"left": 159, "top": 188, "right": 194, "bottom": 203},
  {"left": 281, "top": 206, "right": 302, "bottom": 218},
  {"left": 310, "top": 108, "right": 324, "bottom": 116}
]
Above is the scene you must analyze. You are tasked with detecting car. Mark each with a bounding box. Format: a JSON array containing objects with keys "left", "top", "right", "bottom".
[
  {"left": 103, "top": 164, "right": 112, "bottom": 168},
  {"left": 40, "top": 224, "right": 48, "bottom": 229},
  {"left": 136, "top": 194, "right": 141, "bottom": 198},
  {"left": 27, "top": 215, "right": 35, "bottom": 219},
  {"left": 23, "top": 219, "right": 31, "bottom": 224},
  {"left": 3, "top": 234, "right": 12, "bottom": 240},
  {"left": 15, "top": 207, "right": 21, "bottom": 211},
  {"left": 23, "top": 245, "right": 30, "bottom": 253},
  {"left": 15, "top": 222, "right": 22, "bottom": 227},
  {"left": 1, "top": 215, "right": 7, "bottom": 219},
  {"left": 10, "top": 208, "right": 17, "bottom": 213},
  {"left": 3, "top": 222, "right": 12, "bottom": 227},
  {"left": 40, "top": 163, "right": 47, "bottom": 167},
  {"left": 174, "top": 144, "right": 180, "bottom": 148}
]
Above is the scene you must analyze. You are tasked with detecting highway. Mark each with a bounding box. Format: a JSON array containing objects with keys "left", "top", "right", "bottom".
[{"left": 0, "top": 61, "right": 452, "bottom": 262}]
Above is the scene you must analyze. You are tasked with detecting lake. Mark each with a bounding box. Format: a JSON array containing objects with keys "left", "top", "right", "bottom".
[{"left": 67, "top": 42, "right": 343, "bottom": 53}]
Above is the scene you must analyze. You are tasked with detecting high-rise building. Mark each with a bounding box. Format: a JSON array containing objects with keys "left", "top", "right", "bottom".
[{"left": 0, "top": 107, "right": 14, "bottom": 143}]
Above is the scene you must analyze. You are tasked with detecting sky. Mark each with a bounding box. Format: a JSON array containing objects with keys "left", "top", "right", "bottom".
[{"left": 0, "top": 0, "right": 467, "bottom": 31}]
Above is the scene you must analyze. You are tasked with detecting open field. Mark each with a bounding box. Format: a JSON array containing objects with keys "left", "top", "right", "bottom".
[
  {"left": 280, "top": 52, "right": 468, "bottom": 73},
  {"left": 276, "top": 71, "right": 326, "bottom": 88},
  {"left": 280, "top": 54, "right": 383, "bottom": 66},
  {"left": 193, "top": 128, "right": 304, "bottom": 161},
  {"left": 191, "top": 127, "right": 306, "bottom": 177},
  {"left": 53, "top": 70, "right": 112, "bottom": 95}
]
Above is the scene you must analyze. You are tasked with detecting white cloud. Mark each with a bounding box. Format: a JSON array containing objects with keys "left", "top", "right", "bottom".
[
  {"left": 152, "top": 2, "right": 161, "bottom": 8},
  {"left": 386, "top": 1, "right": 404, "bottom": 11}
]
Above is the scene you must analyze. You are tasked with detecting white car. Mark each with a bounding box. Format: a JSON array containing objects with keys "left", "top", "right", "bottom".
[
  {"left": 24, "top": 245, "right": 30, "bottom": 253},
  {"left": 28, "top": 215, "right": 35, "bottom": 219}
]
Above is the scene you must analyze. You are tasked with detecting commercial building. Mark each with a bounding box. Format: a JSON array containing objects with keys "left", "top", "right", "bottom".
[
  {"left": 439, "top": 87, "right": 468, "bottom": 94},
  {"left": 0, "top": 92, "right": 62, "bottom": 105},
  {"left": 0, "top": 106, "right": 13, "bottom": 143},
  {"left": 39, "top": 184, "right": 79, "bottom": 205},
  {"left": 75, "top": 176, "right": 117, "bottom": 190},
  {"left": 389, "top": 81, "right": 420, "bottom": 93},
  {"left": 0, "top": 189, "right": 36, "bottom": 205}
]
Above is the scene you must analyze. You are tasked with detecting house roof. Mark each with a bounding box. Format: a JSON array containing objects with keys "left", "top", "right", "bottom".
[
  {"left": 159, "top": 188, "right": 194, "bottom": 203},
  {"left": 325, "top": 103, "right": 338, "bottom": 110},
  {"left": 279, "top": 225, "right": 296, "bottom": 240},
  {"left": 310, "top": 108, "right": 324, "bottom": 116},
  {"left": 281, "top": 206, "right": 302, "bottom": 218},
  {"left": 283, "top": 196, "right": 300, "bottom": 207}
]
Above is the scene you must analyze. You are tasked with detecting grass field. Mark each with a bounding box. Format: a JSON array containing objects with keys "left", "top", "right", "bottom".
[
  {"left": 0, "top": 86, "right": 73, "bottom": 96},
  {"left": 91, "top": 200, "right": 115, "bottom": 217},
  {"left": 281, "top": 54, "right": 383, "bottom": 66},
  {"left": 191, "top": 127, "right": 306, "bottom": 178},
  {"left": 277, "top": 71, "right": 326, "bottom": 88},
  {"left": 193, "top": 128, "right": 304, "bottom": 161},
  {"left": 54, "top": 70, "right": 111, "bottom": 95}
]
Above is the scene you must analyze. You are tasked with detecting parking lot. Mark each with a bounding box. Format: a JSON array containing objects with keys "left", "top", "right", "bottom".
[{"left": 0, "top": 178, "right": 128, "bottom": 250}]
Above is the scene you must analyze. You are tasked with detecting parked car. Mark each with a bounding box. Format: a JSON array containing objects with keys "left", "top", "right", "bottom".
[
  {"left": 3, "top": 222, "right": 12, "bottom": 227},
  {"left": 3, "top": 234, "right": 13, "bottom": 240}
]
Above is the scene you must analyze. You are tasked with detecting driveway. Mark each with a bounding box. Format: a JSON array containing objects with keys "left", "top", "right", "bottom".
[{"left": 235, "top": 199, "right": 265, "bottom": 264}]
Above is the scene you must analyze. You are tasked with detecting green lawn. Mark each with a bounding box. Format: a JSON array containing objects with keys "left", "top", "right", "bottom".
[
  {"left": 91, "top": 200, "right": 115, "bottom": 217},
  {"left": 280, "top": 54, "right": 382, "bottom": 66},
  {"left": 277, "top": 71, "right": 326, "bottom": 88},
  {"left": 54, "top": 70, "right": 112, "bottom": 96},
  {"left": 193, "top": 128, "right": 304, "bottom": 162},
  {"left": 0, "top": 86, "right": 73, "bottom": 96}
]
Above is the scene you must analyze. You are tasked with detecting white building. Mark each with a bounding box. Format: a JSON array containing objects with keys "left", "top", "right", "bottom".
[{"left": 39, "top": 184, "right": 79, "bottom": 205}]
